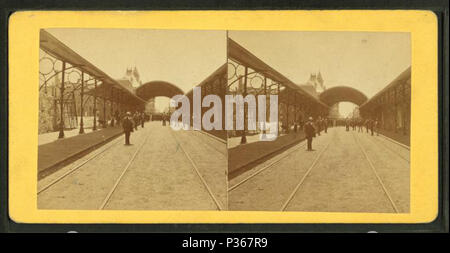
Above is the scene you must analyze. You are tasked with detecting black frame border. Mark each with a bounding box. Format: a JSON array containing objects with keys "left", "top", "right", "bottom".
[{"left": 0, "top": 0, "right": 448, "bottom": 233}]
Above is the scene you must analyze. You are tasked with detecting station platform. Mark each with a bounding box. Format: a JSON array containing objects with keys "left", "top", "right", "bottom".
[
  {"left": 38, "top": 126, "right": 123, "bottom": 178},
  {"left": 228, "top": 130, "right": 307, "bottom": 178},
  {"left": 377, "top": 128, "right": 410, "bottom": 147}
]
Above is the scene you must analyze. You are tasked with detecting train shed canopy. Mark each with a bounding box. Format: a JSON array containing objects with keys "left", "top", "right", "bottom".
[
  {"left": 228, "top": 38, "right": 329, "bottom": 110},
  {"left": 40, "top": 29, "right": 146, "bottom": 105},
  {"left": 319, "top": 86, "right": 368, "bottom": 106}
]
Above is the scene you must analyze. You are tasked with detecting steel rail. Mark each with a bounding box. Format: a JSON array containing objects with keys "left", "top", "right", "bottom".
[
  {"left": 280, "top": 136, "right": 333, "bottom": 211},
  {"left": 192, "top": 130, "right": 227, "bottom": 158},
  {"left": 228, "top": 141, "right": 307, "bottom": 192},
  {"left": 363, "top": 133, "right": 410, "bottom": 163},
  {"left": 37, "top": 136, "right": 123, "bottom": 195},
  {"left": 170, "top": 130, "right": 224, "bottom": 211},
  {"left": 98, "top": 133, "right": 151, "bottom": 210},
  {"left": 352, "top": 131, "right": 400, "bottom": 213}
]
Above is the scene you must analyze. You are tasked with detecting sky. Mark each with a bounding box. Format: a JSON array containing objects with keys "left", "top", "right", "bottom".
[
  {"left": 46, "top": 28, "right": 226, "bottom": 111},
  {"left": 44, "top": 29, "right": 410, "bottom": 115},
  {"left": 228, "top": 31, "right": 411, "bottom": 116}
]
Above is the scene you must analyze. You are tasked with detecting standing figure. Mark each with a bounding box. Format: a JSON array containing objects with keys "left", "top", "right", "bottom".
[
  {"left": 316, "top": 117, "right": 322, "bottom": 136},
  {"left": 369, "top": 119, "right": 374, "bottom": 136},
  {"left": 345, "top": 119, "right": 350, "bottom": 131},
  {"left": 324, "top": 118, "right": 328, "bottom": 133},
  {"left": 140, "top": 112, "right": 145, "bottom": 128},
  {"left": 374, "top": 119, "right": 379, "bottom": 136},
  {"left": 114, "top": 110, "right": 120, "bottom": 125},
  {"left": 122, "top": 112, "right": 134, "bottom": 145},
  {"left": 133, "top": 112, "right": 139, "bottom": 131},
  {"left": 304, "top": 117, "right": 316, "bottom": 151}
]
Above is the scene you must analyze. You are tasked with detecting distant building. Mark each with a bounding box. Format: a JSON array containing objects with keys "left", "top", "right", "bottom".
[
  {"left": 122, "top": 66, "right": 142, "bottom": 88},
  {"left": 298, "top": 71, "right": 326, "bottom": 99},
  {"left": 117, "top": 66, "right": 155, "bottom": 114},
  {"left": 351, "top": 106, "right": 360, "bottom": 119}
]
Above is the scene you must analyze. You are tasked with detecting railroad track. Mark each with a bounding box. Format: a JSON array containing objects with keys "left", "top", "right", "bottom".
[
  {"left": 170, "top": 130, "right": 224, "bottom": 210},
  {"left": 37, "top": 136, "right": 124, "bottom": 195},
  {"left": 98, "top": 133, "right": 151, "bottom": 209},
  {"left": 229, "top": 128, "right": 337, "bottom": 205},
  {"left": 280, "top": 132, "right": 334, "bottom": 211},
  {"left": 351, "top": 131, "right": 399, "bottom": 213},
  {"left": 228, "top": 141, "right": 308, "bottom": 191},
  {"left": 39, "top": 126, "right": 224, "bottom": 210},
  {"left": 191, "top": 130, "right": 227, "bottom": 158}
]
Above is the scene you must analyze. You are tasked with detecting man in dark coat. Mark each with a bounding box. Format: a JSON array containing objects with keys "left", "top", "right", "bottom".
[
  {"left": 304, "top": 117, "right": 316, "bottom": 151},
  {"left": 122, "top": 112, "right": 134, "bottom": 145},
  {"left": 374, "top": 119, "right": 379, "bottom": 136},
  {"left": 369, "top": 119, "right": 374, "bottom": 136}
]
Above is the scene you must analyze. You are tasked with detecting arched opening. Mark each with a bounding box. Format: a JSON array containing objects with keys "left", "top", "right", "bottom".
[
  {"left": 319, "top": 86, "right": 367, "bottom": 126},
  {"left": 319, "top": 86, "right": 368, "bottom": 107},
  {"left": 135, "top": 81, "right": 184, "bottom": 120}
]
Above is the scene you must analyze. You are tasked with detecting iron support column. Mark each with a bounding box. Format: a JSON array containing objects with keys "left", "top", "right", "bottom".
[
  {"left": 58, "top": 61, "right": 66, "bottom": 139},
  {"left": 240, "top": 67, "right": 248, "bottom": 144},
  {"left": 93, "top": 79, "right": 97, "bottom": 131},
  {"left": 79, "top": 72, "right": 85, "bottom": 134}
]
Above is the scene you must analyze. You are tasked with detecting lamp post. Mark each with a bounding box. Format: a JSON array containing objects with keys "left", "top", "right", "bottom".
[
  {"left": 240, "top": 67, "right": 248, "bottom": 144},
  {"left": 93, "top": 79, "right": 97, "bottom": 131}
]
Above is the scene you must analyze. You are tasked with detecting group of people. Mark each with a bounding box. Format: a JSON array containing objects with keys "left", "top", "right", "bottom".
[
  {"left": 121, "top": 111, "right": 171, "bottom": 145},
  {"left": 121, "top": 111, "right": 148, "bottom": 145},
  {"left": 345, "top": 118, "right": 379, "bottom": 136},
  {"left": 303, "top": 116, "right": 380, "bottom": 151}
]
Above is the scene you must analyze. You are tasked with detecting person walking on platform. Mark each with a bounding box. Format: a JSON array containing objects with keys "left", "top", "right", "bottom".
[
  {"left": 324, "top": 118, "right": 328, "bottom": 133},
  {"left": 140, "top": 112, "right": 145, "bottom": 128},
  {"left": 305, "top": 117, "right": 316, "bottom": 151},
  {"left": 122, "top": 112, "right": 134, "bottom": 145},
  {"left": 345, "top": 119, "right": 350, "bottom": 131},
  {"left": 358, "top": 119, "right": 363, "bottom": 132},
  {"left": 374, "top": 119, "right": 379, "bottom": 136},
  {"left": 365, "top": 119, "right": 370, "bottom": 133}
]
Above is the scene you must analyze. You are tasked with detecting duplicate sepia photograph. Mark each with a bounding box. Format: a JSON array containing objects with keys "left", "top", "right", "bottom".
[
  {"left": 37, "top": 29, "right": 228, "bottom": 210},
  {"left": 227, "top": 31, "right": 411, "bottom": 213}
]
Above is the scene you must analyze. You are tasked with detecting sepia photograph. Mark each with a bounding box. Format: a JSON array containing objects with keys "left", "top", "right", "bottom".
[
  {"left": 227, "top": 31, "right": 411, "bottom": 213},
  {"left": 37, "top": 28, "right": 228, "bottom": 210}
]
